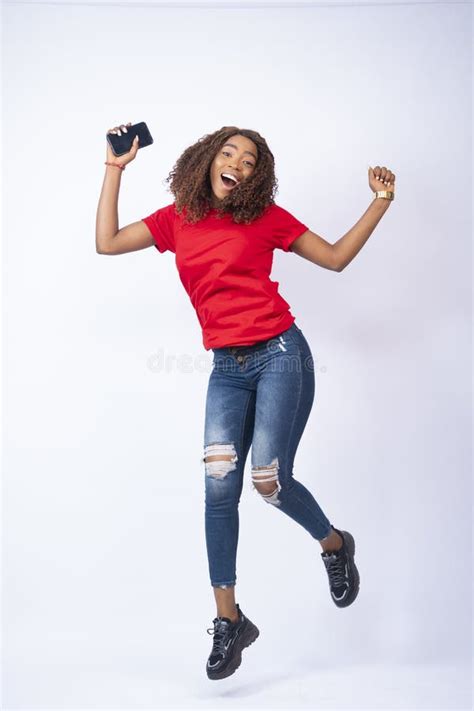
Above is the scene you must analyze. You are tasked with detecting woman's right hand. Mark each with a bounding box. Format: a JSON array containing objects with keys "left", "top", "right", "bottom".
[{"left": 106, "top": 122, "right": 140, "bottom": 167}]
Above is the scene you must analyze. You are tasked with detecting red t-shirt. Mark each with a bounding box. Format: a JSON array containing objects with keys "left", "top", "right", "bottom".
[{"left": 141, "top": 202, "right": 308, "bottom": 350}]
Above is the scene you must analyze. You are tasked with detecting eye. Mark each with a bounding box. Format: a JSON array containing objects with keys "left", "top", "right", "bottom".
[{"left": 221, "top": 151, "right": 254, "bottom": 168}]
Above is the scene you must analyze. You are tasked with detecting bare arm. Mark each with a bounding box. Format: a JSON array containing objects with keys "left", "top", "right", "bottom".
[
  {"left": 290, "top": 229, "right": 339, "bottom": 271},
  {"left": 95, "top": 165, "right": 155, "bottom": 255},
  {"left": 332, "top": 197, "right": 392, "bottom": 271},
  {"left": 290, "top": 197, "right": 392, "bottom": 272},
  {"left": 291, "top": 166, "right": 395, "bottom": 271},
  {"left": 96, "top": 122, "right": 155, "bottom": 255}
]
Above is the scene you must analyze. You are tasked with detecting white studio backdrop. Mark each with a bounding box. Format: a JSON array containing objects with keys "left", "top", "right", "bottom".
[{"left": 2, "top": 1, "right": 472, "bottom": 709}]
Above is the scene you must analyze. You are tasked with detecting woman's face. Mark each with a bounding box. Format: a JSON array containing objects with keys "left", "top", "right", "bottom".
[{"left": 209, "top": 134, "right": 258, "bottom": 207}]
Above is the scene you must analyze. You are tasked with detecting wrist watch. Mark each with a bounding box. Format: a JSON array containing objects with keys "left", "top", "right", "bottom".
[{"left": 375, "top": 190, "right": 394, "bottom": 200}]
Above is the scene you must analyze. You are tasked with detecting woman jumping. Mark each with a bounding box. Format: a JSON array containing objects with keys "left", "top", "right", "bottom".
[{"left": 96, "top": 123, "right": 395, "bottom": 680}]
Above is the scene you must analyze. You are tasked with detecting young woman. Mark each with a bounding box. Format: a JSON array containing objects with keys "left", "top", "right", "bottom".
[{"left": 96, "top": 123, "right": 395, "bottom": 680}]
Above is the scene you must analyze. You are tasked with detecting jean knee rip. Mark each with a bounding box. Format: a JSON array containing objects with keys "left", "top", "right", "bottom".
[
  {"left": 251, "top": 457, "right": 281, "bottom": 506},
  {"left": 202, "top": 443, "right": 238, "bottom": 479}
]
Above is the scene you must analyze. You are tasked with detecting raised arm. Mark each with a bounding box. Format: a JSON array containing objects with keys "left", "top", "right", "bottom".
[
  {"left": 95, "top": 122, "right": 154, "bottom": 255},
  {"left": 290, "top": 166, "right": 396, "bottom": 272}
]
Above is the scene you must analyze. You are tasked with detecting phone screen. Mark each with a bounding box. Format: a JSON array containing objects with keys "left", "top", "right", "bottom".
[{"left": 106, "top": 121, "right": 154, "bottom": 156}]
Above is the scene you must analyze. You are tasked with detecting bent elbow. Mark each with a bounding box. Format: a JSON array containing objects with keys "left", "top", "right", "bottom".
[
  {"left": 96, "top": 239, "right": 113, "bottom": 255},
  {"left": 330, "top": 246, "right": 343, "bottom": 272}
]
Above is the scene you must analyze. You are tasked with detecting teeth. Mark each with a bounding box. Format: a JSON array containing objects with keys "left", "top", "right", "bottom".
[{"left": 222, "top": 173, "right": 239, "bottom": 184}]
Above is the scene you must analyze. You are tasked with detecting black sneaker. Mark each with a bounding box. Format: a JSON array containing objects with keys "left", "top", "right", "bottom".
[
  {"left": 320, "top": 525, "right": 360, "bottom": 607},
  {"left": 206, "top": 603, "right": 259, "bottom": 680}
]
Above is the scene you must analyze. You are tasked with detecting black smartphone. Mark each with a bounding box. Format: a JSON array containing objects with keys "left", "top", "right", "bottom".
[{"left": 106, "top": 121, "right": 154, "bottom": 156}]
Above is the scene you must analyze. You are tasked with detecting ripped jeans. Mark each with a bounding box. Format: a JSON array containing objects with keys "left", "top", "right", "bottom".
[{"left": 201, "top": 321, "right": 332, "bottom": 588}]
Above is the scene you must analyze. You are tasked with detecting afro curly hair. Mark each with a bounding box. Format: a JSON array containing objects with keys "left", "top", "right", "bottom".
[{"left": 165, "top": 126, "right": 279, "bottom": 225}]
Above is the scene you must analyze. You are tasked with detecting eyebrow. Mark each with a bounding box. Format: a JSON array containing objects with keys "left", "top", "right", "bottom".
[{"left": 222, "top": 143, "right": 258, "bottom": 162}]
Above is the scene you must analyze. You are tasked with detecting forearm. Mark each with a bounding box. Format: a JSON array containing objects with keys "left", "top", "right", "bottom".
[
  {"left": 333, "top": 196, "right": 392, "bottom": 271},
  {"left": 95, "top": 166, "right": 123, "bottom": 252}
]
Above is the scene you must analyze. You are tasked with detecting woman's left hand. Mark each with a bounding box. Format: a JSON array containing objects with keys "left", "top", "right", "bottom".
[{"left": 368, "top": 165, "right": 396, "bottom": 194}]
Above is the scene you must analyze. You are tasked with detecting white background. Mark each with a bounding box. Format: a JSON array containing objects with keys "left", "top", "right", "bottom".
[{"left": 2, "top": 0, "right": 472, "bottom": 708}]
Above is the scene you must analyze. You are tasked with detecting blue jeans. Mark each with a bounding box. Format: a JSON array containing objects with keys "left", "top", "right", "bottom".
[{"left": 202, "top": 321, "right": 332, "bottom": 588}]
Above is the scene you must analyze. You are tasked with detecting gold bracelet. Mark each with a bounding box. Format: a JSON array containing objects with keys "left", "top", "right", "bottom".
[{"left": 375, "top": 190, "right": 394, "bottom": 200}]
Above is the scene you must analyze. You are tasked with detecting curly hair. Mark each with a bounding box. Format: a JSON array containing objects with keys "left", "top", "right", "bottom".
[{"left": 165, "top": 126, "right": 279, "bottom": 225}]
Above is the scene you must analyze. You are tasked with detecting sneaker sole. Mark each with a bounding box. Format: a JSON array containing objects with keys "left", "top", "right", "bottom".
[
  {"left": 334, "top": 529, "right": 360, "bottom": 607},
  {"left": 206, "top": 620, "right": 260, "bottom": 680}
]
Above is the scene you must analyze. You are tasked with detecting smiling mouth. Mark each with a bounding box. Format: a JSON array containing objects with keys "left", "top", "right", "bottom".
[{"left": 221, "top": 174, "right": 239, "bottom": 189}]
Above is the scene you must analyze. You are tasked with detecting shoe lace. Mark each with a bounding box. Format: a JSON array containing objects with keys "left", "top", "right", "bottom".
[
  {"left": 206, "top": 618, "right": 233, "bottom": 656},
  {"left": 325, "top": 552, "right": 346, "bottom": 587}
]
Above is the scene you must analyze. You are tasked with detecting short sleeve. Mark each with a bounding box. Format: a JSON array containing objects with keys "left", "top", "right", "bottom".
[
  {"left": 141, "top": 203, "right": 176, "bottom": 254},
  {"left": 270, "top": 204, "right": 309, "bottom": 252}
]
